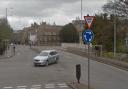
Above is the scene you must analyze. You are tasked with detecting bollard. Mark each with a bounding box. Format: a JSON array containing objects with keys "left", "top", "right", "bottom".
[{"left": 76, "top": 64, "right": 81, "bottom": 83}]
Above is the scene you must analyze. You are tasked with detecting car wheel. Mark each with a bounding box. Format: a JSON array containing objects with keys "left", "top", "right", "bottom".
[{"left": 45, "top": 61, "right": 49, "bottom": 66}]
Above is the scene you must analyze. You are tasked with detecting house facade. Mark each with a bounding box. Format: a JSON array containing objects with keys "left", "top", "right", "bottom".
[{"left": 21, "top": 22, "right": 62, "bottom": 46}]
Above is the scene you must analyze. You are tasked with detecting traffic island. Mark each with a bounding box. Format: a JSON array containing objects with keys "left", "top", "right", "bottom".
[{"left": 67, "top": 82, "right": 93, "bottom": 89}]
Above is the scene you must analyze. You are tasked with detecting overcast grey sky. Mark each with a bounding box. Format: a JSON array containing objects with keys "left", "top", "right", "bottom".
[{"left": 0, "top": 0, "right": 107, "bottom": 30}]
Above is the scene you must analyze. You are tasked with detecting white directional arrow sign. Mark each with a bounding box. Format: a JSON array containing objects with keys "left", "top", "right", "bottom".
[{"left": 82, "top": 29, "right": 94, "bottom": 44}]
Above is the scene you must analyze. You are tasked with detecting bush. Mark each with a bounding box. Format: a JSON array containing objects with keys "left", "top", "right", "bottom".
[
  {"left": 0, "top": 40, "right": 8, "bottom": 55},
  {"left": 102, "top": 52, "right": 115, "bottom": 59}
]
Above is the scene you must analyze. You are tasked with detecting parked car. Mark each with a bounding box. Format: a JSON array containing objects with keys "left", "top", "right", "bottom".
[{"left": 33, "top": 50, "right": 59, "bottom": 66}]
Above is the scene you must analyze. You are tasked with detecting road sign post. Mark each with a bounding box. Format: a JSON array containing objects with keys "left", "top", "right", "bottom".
[
  {"left": 82, "top": 29, "right": 94, "bottom": 89},
  {"left": 83, "top": 15, "right": 95, "bottom": 89},
  {"left": 87, "top": 43, "right": 90, "bottom": 89}
]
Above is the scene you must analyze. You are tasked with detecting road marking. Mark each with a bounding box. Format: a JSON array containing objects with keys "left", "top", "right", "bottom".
[
  {"left": 45, "top": 84, "right": 55, "bottom": 88},
  {"left": 59, "top": 85, "right": 68, "bottom": 88},
  {"left": 3, "top": 82, "right": 68, "bottom": 89},
  {"left": 31, "top": 84, "right": 42, "bottom": 89},
  {"left": 57, "top": 83, "right": 68, "bottom": 88},
  {"left": 17, "top": 86, "right": 27, "bottom": 88},
  {"left": 57, "top": 83, "right": 66, "bottom": 86},
  {"left": 31, "top": 87, "right": 41, "bottom": 89},
  {"left": 3, "top": 87, "right": 13, "bottom": 89}
]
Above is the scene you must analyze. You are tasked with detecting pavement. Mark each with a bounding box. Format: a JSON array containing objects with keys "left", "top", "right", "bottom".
[{"left": 67, "top": 82, "right": 92, "bottom": 89}]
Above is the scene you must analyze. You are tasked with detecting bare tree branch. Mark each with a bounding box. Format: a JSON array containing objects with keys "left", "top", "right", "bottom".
[{"left": 103, "top": 0, "right": 128, "bottom": 18}]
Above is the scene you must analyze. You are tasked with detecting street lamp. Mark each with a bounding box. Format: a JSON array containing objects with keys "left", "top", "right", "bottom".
[
  {"left": 114, "top": 0, "right": 116, "bottom": 57},
  {"left": 5, "top": 8, "right": 13, "bottom": 22},
  {"left": 79, "top": 0, "right": 83, "bottom": 44}
]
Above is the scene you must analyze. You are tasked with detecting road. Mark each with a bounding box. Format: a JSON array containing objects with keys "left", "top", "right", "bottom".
[{"left": 0, "top": 45, "right": 128, "bottom": 89}]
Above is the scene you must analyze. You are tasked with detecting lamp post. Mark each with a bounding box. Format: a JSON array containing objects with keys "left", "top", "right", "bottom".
[
  {"left": 114, "top": 0, "right": 116, "bottom": 57},
  {"left": 5, "top": 8, "right": 7, "bottom": 22},
  {"left": 79, "top": 0, "right": 83, "bottom": 44},
  {"left": 5, "top": 8, "right": 13, "bottom": 22}
]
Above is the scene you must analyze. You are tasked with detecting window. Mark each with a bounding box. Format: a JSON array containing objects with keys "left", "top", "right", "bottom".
[
  {"left": 38, "top": 52, "right": 49, "bottom": 56},
  {"left": 50, "top": 52, "right": 54, "bottom": 55},
  {"left": 50, "top": 51, "right": 57, "bottom": 55}
]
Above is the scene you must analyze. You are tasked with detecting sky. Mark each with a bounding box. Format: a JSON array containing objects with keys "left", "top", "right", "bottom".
[{"left": 0, "top": 0, "right": 107, "bottom": 30}]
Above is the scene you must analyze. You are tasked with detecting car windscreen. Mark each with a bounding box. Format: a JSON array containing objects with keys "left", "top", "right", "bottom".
[{"left": 38, "top": 52, "right": 49, "bottom": 56}]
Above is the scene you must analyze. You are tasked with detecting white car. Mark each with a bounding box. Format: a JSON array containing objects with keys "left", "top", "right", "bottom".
[{"left": 33, "top": 50, "right": 59, "bottom": 66}]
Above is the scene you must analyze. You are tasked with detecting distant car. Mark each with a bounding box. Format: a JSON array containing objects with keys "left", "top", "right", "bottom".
[{"left": 33, "top": 50, "right": 59, "bottom": 66}]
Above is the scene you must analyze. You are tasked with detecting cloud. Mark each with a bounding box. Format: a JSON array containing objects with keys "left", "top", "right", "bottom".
[{"left": 0, "top": 0, "right": 107, "bottom": 30}]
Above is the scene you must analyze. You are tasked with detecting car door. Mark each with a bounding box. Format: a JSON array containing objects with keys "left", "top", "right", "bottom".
[
  {"left": 49, "top": 52, "right": 55, "bottom": 63},
  {"left": 52, "top": 51, "right": 57, "bottom": 63}
]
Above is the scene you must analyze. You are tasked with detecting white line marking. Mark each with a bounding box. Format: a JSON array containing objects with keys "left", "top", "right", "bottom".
[
  {"left": 17, "top": 86, "right": 27, "bottom": 89},
  {"left": 45, "top": 84, "right": 55, "bottom": 88},
  {"left": 3, "top": 87, "right": 13, "bottom": 89},
  {"left": 17, "top": 86, "right": 27, "bottom": 88},
  {"left": 59, "top": 85, "right": 68, "bottom": 88},
  {"left": 57, "top": 83, "right": 68, "bottom": 88},
  {"left": 45, "top": 86, "right": 55, "bottom": 88},
  {"left": 45, "top": 84, "right": 54, "bottom": 86},
  {"left": 57, "top": 83, "right": 66, "bottom": 86}
]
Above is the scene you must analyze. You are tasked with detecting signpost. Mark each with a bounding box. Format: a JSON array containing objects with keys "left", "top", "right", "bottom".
[{"left": 83, "top": 15, "right": 95, "bottom": 89}]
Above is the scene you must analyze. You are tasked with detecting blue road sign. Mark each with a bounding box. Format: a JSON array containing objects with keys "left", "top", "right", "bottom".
[{"left": 82, "top": 29, "right": 94, "bottom": 44}]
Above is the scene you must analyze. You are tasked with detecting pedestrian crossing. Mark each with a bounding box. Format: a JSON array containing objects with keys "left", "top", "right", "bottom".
[{"left": 2, "top": 82, "right": 69, "bottom": 89}]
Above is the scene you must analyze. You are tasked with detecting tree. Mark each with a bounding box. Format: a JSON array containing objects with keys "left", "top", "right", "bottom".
[
  {"left": 0, "top": 18, "right": 13, "bottom": 40},
  {"left": 60, "top": 23, "right": 79, "bottom": 43},
  {"left": 92, "top": 14, "right": 114, "bottom": 51},
  {"left": 0, "top": 18, "right": 13, "bottom": 55},
  {"left": 103, "top": 0, "right": 128, "bottom": 18},
  {"left": 92, "top": 13, "right": 128, "bottom": 52}
]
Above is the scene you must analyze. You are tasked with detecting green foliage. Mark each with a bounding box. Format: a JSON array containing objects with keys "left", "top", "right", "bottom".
[
  {"left": 60, "top": 23, "right": 79, "bottom": 43},
  {"left": 0, "top": 18, "right": 13, "bottom": 55},
  {"left": 92, "top": 14, "right": 114, "bottom": 51},
  {"left": 102, "top": 52, "right": 115, "bottom": 59},
  {"left": 92, "top": 13, "right": 128, "bottom": 52},
  {"left": 0, "top": 18, "right": 13, "bottom": 40}
]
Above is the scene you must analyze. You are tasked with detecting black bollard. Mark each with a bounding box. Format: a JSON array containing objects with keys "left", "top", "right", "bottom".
[{"left": 76, "top": 64, "right": 81, "bottom": 83}]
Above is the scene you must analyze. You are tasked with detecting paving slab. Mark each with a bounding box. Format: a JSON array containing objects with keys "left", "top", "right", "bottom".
[{"left": 67, "top": 82, "right": 93, "bottom": 89}]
